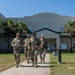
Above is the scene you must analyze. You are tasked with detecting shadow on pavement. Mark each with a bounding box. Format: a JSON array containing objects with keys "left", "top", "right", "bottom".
[
  {"left": 38, "top": 62, "right": 50, "bottom": 64},
  {"left": 19, "top": 65, "right": 50, "bottom": 68},
  {"left": 19, "top": 65, "right": 33, "bottom": 67}
]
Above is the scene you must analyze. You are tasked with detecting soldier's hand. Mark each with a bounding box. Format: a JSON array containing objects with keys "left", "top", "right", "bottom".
[
  {"left": 40, "top": 45, "right": 43, "bottom": 48},
  {"left": 28, "top": 46, "right": 30, "bottom": 50},
  {"left": 24, "top": 44, "right": 27, "bottom": 47},
  {"left": 35, "top": 46, "right": 38, "bottom": 48},
  {"left": 17, "top": 44, "right": 21, "bottom": 48}
]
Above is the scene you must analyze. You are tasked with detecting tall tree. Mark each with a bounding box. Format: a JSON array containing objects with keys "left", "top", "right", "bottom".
[
  {"left": 64, "top": 21, "right": 75, "bottom": 52},
  {"left": 6, "top": 19, "right": 15, "bottom": 29},
  {"left": 0, "top": 19, "right": 5, "bottom": 29},
  {"left": 4, "top": 19, "right": 15, "bottom": 36},
  {"left": 17, "top": 21, "right": 30, "bottom": 36}
]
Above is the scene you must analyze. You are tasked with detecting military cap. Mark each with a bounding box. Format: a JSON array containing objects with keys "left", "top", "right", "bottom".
[
  {"left": 41, "top": 34, "right": 44, "bottom": 37},
  {"left": 32, "top": 32, "right": 36, "bottom": 35},
  {"left": 16, "top": 32, "right": 20, "bottom": 36},
  {"left": 27, "top": 34, "right": 30, "bottom": 37}
]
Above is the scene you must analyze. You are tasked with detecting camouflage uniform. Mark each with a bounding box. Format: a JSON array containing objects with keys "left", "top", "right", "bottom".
[
  {"left": 24, "top": 38, "right": 31, "bottom": 63},
  {"left": 40, "top": 36, "right": 47, "bottom": 63},
  {"left": 30, "top": 36, "right": 40, "bottom": 67},
  {"left": 11, "top": 37, "right": 23, "bottom": 67}
]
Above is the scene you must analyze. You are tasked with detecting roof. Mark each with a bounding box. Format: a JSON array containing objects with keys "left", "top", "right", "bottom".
[
  {"left": 34, "top": 27, "right": 60, "bottom": 34},
  {"left": 34, "top": 27, "right": 73, "bottom": 37}
]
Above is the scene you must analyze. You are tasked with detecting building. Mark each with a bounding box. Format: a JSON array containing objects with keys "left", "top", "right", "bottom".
[{"left": 0, "top": 12, "right": 75, "bottom": 53}]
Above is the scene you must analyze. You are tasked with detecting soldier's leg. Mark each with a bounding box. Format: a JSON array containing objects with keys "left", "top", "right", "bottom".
[
  {"left": 24, "top": 49, "right": 27, "bottom": 59},
  {"left": 43, "top": 49, "right": 46, "bottom": 62},
  {"left": 27, "top": 50, "right": 30, "bottom": 64},
  {"left": 34, "top": 50, "right": 39, "bottom": 67},
  {"left": 13, "top": 50, "right": 17, "bottom": 61},
  {"left": 31, "top": 51, "right": 34, "bottom": 66},
  {"left": 16, "top": 51, "right": 21, "bottom": 67},
  {"left": 39, "top": 49, "right": 43, "bottom": 62},
  {"left": 13, "top": 50, "right": 19, "bottom": 67}
]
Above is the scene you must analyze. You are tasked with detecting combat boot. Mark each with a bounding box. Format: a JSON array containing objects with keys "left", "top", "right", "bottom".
[
  {"left": 34, "top": 64, "right": 37, "bottom": 68},
  {"left": 27, "top": 60, "right": 29, "bottom": 64},
  {"left": 42, "top": 59, "right": 45, "bottom": 63},
  {"left": 16, "top": 65, "right": 18, "bottom": 68},
  {"left": 34, "top": 63, "right": 37, "bottom": 68},
  {"left": 32, "top": 63, "right": 34, "bottom": 67}
]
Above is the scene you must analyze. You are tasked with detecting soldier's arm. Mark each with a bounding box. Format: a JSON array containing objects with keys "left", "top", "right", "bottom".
[
  {"left": 45, "top": 40, "right": 48, "bottom": 50},
  {"left": 11, "top": 39, "right": 15, "bottom": 47},
  {"left": 20, "top": 38, "right": 24, "bottom": 48},
  {"left": 37, "top": 39, "right": 41, "bottom": 49},
  {"left": 23, "top": 39, "right": 26, "bottom": 44},
  {"left": 28, "top": 39, "right": 31, "bottom": 50},
  {"left": 40, "top": 39, "right": 44, "bottom": 48},
  {"left": 37, "top": 38, "right": 40, "bottom": 45},
  {"left": 23, "top": 39, "right": 27, "bottom": 46},
  {"left": 35, "top": 38, "right": 41, "bottom": 48}
]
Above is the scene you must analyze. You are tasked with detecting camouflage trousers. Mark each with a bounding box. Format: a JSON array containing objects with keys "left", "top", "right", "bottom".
[
  {"left": 13, "top": 49, "right": 21, "bottom": 66},
  {"left": 24, "top": 49, "right": 30, "bottom": 63},
  {"left": 30, "top": 49, "right": 39, "bottom": 66},
  {"left": 39, "top": 48, "right": 46, "bottom": 62},
  {"left": 24, "top": 49, "right": 27, "bottom": 59}
]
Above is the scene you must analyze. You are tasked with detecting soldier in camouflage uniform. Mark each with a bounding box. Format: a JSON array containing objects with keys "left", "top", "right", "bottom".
[
  {"left": 23, "top": 34, "right": 31, "bottom": 64},
  {"left": 30, "top": 33, "right": 40, "bottom": 68},
  {"left": 11, "top": 33, "right": 23, "bottom": 67},
  {"left": 40, "top": 34, "right": 47, "bottom": 63}
]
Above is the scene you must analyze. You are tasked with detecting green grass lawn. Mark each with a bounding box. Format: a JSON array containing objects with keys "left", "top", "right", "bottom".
[
  {"left": 0, "top": 53, "right": 25, "bottom": 72},
  {"left": 50, "top": 53, "right": 75, "bottom": 75}
]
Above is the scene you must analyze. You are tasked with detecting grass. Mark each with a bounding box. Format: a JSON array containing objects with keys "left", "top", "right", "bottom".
[
  {"left": 0, "top": 53, "right": 25, "bottom": 72},
  {"left": 50, "top": 53, "right": 75, "bottom": 75}
]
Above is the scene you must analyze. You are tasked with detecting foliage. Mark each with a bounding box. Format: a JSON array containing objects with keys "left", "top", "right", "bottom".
[
  {"left": 63, "top": 21, "right": 75, "bottom": 52},
  {"left": 64, "top": 21, "right": 75, "bottom": 36},
  {"left": 0, "top": 19, "right": 31, "bottom": 37},
  {"left": 0, "top": 19, "right": 5, "bottom": 29}
]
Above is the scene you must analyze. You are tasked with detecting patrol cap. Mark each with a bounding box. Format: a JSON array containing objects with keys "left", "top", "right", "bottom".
[
  {"left": 16, "top": 32, "right": 20, "bottom": 36},
  {"left": 32, "top": 32, "right": 36, "bottom": 35},
  {"left": 27, "top": 34, "right": 30, "bottom": 37},
  {"left": 41, "top": 34, "right": 44, "bottom": 37}
]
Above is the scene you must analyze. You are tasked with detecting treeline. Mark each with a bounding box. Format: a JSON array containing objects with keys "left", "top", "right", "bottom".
[{"left": 0, "top": 19, "right": 31, "bottom": 37}]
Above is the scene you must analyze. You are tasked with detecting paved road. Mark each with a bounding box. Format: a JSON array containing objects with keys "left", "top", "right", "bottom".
[{"left": 0, "top": 54, "right": 50, "bottom": 75}]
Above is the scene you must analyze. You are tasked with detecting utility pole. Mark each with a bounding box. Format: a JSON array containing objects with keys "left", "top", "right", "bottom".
[{"left": 57, "top": 47, "right": 61, "bottom": 64}]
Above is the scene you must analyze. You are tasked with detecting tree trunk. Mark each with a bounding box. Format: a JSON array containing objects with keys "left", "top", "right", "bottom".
[
  {"left": 7, "top": 37, "right": 9, "bottom": 53},
  {"left": 70, "top": 33, "right": 72, "bottom": 53}
]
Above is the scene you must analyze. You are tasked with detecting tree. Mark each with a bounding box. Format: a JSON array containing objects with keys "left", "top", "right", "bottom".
[
  {"left": 7, "top": 19, "right": 14, "bottom": 29},
  {"left": 4, "top": 19, "right": 16, "bottom": 37},
  {"left": 18, "top": 21, "right": 26, "bottom": 33},
  {"left": 64, "top": 21, "right": 75, "bottom": 52},
  {"left": 0, "top": 19, "right": 5, "bottom": 29},
  {"left": 4, "top": 19, "right": 31, "bottom": 37},
  {"left": 16, "top": 21, "right": 31, "bottom": 36}
]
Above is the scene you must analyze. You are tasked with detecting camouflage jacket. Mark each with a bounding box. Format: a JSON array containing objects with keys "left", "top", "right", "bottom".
[
  {"left": 23, "top": 38, "right": 31, "bottom": 50},
  {"left": 40, "top": 38, "right": 47, "bottom": 49},
  {"left": 11, "top": 37, "right": 23, "bottom": 50},
  {"left": 30, "top": 37, "right": 40, "bottom": 50}
]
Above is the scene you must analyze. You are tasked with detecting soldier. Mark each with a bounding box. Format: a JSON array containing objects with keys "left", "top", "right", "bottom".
[
  {"left": 11, "top": 33, "right": 23, "bottom": 67},
  {"left": 40, "top": 34, "right": 47, "bottom": 63},
  {"left": 30, "top": 33, "right": 40, "bottom": 68},
  {"left": 23, "top": 34, "right": 31, "bottom": 64}
]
